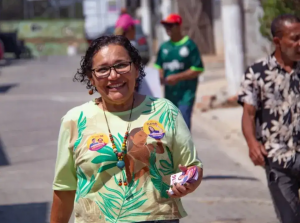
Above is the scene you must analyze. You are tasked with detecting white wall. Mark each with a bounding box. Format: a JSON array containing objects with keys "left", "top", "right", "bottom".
[
  {"left": 213, "top": 0, "right": 224, "bottom": 56},
  {"left": 243, "top": 0, "right": 272, "bottom": 66},
  {"left": 212, "top": 0, "right": 273, "bottom": 65}
]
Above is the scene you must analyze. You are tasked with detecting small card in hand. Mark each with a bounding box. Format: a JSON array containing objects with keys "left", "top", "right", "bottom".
[{"left": 168, "top": 166, "right": 198, "bottom": 195}]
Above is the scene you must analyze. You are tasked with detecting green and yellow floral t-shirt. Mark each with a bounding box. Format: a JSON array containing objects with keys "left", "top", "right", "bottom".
[{"left": 53, "top": 96, "right": 203, "bottom": 223}]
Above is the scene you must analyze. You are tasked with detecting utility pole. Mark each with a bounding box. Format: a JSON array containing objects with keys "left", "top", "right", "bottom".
[
  {"left": 221, "top": 0, "right": 244, "bottom": 97},
  {"left": 141, "top": 0, "right": 153, "bottom": 57},
  {"left": 160, "top": 0, "right": 172, "bottom": 42}
]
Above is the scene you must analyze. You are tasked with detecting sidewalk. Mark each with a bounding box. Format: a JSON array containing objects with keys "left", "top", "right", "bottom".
[{"left": 193, "top": 55, "right": 268, "bottom": 186}]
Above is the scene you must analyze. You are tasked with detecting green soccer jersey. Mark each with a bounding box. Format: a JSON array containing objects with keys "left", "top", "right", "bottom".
[{"left": 154, "top": 36, "right": 204, "bottom": 106}]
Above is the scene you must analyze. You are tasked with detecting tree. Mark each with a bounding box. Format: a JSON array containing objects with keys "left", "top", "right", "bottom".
[{"left": 259, "top": 0, "right": 300, "bottom": 41}]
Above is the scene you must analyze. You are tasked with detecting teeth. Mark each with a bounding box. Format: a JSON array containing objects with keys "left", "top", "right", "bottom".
[{"left": 108, "top": 83, "right": 124, "bottom": 88}]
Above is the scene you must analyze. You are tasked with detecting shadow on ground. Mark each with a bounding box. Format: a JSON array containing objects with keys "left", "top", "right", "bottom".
[
  {"left": 0, "top": 84, "right": 18, "bottom": 94},
  {"left": 0, "top": 137, "right": 9, "bottom": 166},
  {"left": 203, "top": 175, "right": 258, "bottom": 181},
  {"left": 0, "top": 202, "right": 49, "bottom": 223}
]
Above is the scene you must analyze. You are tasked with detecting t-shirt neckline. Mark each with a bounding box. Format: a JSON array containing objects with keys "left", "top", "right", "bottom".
[{"left": 91, "top": 95, "right": 149, "bottom": 116}]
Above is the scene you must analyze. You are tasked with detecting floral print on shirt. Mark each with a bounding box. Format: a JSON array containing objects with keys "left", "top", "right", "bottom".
[{"left": 238, "top": 55, "right": 300, "bottom": 168}]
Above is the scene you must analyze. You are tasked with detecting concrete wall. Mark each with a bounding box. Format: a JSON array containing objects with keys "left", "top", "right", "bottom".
[
  {"left": 212, "top": 0, "right": 273, "bottom": 66},
  {"left": 243, "top": 0, "right": 273, "bottom": 66},
  {"left": 213, "top": 0, "right": 224, "bottom": 56},
  {"left": 0, "top": 20, "right": 88, "bottom": 57}
]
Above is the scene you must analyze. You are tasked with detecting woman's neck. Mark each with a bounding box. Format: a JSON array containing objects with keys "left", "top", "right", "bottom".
[{"left": 99, "top": 93, "right": 144, "bottom": 112}]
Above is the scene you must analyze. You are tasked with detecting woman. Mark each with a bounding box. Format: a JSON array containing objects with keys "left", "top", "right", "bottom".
[
  {"left": 50, "top": 35, "right": 203, "bottom": 223},
  {"left": 114, "top": 13, "right": 138, "bottom": 46}
]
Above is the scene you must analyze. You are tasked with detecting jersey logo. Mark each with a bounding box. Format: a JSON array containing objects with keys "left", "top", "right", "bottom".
[
  {"left": 179, "top": 46, "right": 189, "bottom": 57},
  {"left": 163, "top": 60, "right": 184, "bottom": 72},
  {"left": 163, "top": 49, "right": 169, "bottom": 55}
]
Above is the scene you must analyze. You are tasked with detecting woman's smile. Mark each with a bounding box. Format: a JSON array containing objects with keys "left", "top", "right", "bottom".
[{"left": 107, "top": 81, "right": 126, "bottom": 91}]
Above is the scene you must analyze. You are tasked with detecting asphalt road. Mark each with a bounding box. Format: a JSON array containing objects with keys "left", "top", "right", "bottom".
[{"left": 0, "top": 56, "right": 278, "bottom": 223}]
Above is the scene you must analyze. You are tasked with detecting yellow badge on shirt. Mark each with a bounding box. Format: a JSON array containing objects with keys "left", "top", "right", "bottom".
[
  {"left": 143, "top": 120, "right": 165, "bottom": 140},
  {"left": 87, "top": 133, "right": 109, "bottom": 151}
]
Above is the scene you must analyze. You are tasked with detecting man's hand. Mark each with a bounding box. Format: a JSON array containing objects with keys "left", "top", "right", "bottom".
[
  {"left": 248, "top": 140, "right": 268, "bottom": 166},
  {"left": 165, "top": 75, "right": 179, "bottom": 86}
]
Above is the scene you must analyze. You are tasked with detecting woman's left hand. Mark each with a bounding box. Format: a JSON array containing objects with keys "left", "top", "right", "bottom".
[{"left": 167, "top": 165, "right": 203, "bottom": 198}]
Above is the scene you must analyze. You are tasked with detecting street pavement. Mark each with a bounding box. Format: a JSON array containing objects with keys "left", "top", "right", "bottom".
[{"left": 0, "top": 56, "right": 278, "bottom": 223}]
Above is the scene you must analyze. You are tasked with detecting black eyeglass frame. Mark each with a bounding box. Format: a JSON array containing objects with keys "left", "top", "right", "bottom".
[{"left": 91, "top": 61, "right": 133, "bottom": 79}]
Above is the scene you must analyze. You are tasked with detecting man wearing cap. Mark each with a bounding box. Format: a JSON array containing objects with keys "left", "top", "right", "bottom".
[{"left": 154, "top": 14, "right": 204, "bottom": 130}]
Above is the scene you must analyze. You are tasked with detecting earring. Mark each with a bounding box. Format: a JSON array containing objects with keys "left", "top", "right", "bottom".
[{"left": 88, "top": 89, "right": 94, "bottom": 95}]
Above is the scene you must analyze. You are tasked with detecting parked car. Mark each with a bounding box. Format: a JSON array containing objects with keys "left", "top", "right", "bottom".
[
  {"left": 96, "top": 24, "right": 150, "bottom": 65},
  {"left": 0, "top": 31, "right": 31, "bottom": 59}
]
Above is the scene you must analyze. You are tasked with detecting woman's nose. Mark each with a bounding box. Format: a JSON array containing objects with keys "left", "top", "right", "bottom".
[{"left": 108, "top": 68, "right": 120, "bottom": 80}]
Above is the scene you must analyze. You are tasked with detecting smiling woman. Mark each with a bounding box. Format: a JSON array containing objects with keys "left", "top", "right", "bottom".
[{"left": 50, "top": 35, "right": 203, "bottom": 223}]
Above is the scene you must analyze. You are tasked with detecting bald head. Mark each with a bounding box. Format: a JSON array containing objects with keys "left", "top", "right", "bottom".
[{"left": 271, "top": 14, "right": 300, "bottom": 38}]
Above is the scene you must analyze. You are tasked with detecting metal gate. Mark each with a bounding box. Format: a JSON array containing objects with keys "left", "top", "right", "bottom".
[{"left": 177, "top": 0, "right": 215, "bottom": 55}]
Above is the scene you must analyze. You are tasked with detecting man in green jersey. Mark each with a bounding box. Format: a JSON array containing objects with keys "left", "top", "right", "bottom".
[{"left": 154, "top": 13, "right": 204, "bottom": 130}]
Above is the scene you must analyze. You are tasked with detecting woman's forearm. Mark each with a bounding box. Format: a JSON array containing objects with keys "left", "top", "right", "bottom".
[{"left": 50, "top": 190, "right": 76, "bottom": 223}]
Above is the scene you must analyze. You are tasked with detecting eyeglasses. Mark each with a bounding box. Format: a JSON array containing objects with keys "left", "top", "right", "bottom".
[{"left": 92, "top": 61, "right": 132, "bottom": 79}]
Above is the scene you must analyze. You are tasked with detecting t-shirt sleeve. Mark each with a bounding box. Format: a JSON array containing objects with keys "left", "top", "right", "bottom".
[
  {"left": 189, "top": 42, "right": 204, "bottom": 72},
  {"left": 154, "top": 46, "right": 163, "bottom": 70},
  {"left": 238, "top": 65, "right": 260, "bottom": 108},
  {"left": 172, "top": 110, "right": 203, "bottom": 172},
  {"left": 53, "top": 117, "right": 77, "bottom": 190}
]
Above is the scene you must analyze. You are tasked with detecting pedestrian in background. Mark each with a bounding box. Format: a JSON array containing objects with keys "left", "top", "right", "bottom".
[
  {"left": 154, "top": 14, "right": 204, "bottom": 130},
  {"left": 114, "top": 13, "right": 139, "bottom": 47},
  {"left": 238, "top": 14, "right": 300, "bottom": 223}
]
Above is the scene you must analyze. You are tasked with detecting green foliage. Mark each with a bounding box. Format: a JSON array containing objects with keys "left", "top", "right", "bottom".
[
  {"left": 95, "top": 174, "right": 150, "bottom": 222},
  {"left": 259, "top": 0, "right": 300, "bottom": 41},
  {"left": 74, "top": 112, "right": 87, "bottom": 151},
  {"left": 91, "top": 134, "right": 125, "bottom": 174},
  {"left": 149, "top": 152, "right": 170, "bottom": 199},
  {"left": 159, "top": 146, "right": 174, "bottom": 176},
  {"left": 75, "top": 167, "right": 96, "bottom": 202},
  {"left": 143, "top": 97, "right": 179, "bottom": 131}
]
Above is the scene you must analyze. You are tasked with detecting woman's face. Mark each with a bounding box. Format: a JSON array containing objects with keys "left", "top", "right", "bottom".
[{"left": 90, "top": 44, "right": 138, "bottom": 104}]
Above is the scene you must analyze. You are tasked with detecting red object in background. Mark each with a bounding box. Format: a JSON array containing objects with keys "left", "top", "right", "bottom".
[
  {"left": 138, "top": 37, "right": 147, "bottom": 45},
  {"left": 87, "top": 39, "right": 93, "bottom": 45}
]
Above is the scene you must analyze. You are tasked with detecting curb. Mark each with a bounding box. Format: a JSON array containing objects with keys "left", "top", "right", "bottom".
[{"left": 193, "top": 109, "right": 268, "bottom": 187}]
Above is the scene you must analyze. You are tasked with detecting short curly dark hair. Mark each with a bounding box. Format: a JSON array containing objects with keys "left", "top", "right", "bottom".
[{"left": 74, "top": 35, "right": 146, "bottom": 91}]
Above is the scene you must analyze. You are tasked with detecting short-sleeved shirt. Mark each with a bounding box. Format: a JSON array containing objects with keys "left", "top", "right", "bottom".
[
  {"left": 53, "top": 96, "right": 202, "bottom": 223},
  {"left": 238, "top": 55, "right": 300, "bottom": 168},
  {"left": 154, "top": 36, "right": 204, "bottom": 106}
]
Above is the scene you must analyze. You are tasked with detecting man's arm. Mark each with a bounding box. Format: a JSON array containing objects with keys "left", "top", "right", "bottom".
[
  {"left": 172, "top": 69, "right": 202, "bottom": 81},
  {"left": 159, "top": 69, "right": 165, "bottom": 85},
  {"left": 242, "top": 103, "right": 267, "bottom": 166},
  {"left": 50, "top": 190, "right": 75, "bottom": 223},
  {"left": 242, "top": 104, "right": 257, "bottom": 143}
]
